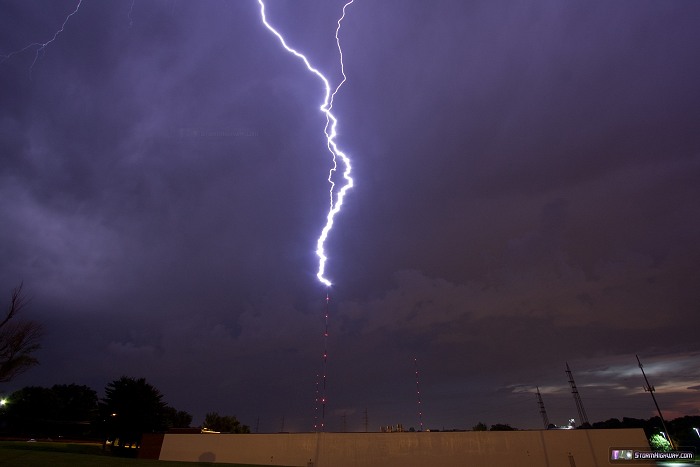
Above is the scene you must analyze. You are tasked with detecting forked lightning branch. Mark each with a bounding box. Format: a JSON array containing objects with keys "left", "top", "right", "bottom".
[{"left": 257, "top": 0, "right": 355, "bottom": 288}]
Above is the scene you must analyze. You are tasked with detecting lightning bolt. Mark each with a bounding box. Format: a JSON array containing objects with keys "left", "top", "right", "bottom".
[
  {"left": 128, "top": 0, "right": 137, "bottom": 28},
  {"left": 257, "top": 0, "right": 355, "bottom": 287},
  {"left": 4, "top": 0, "right": 355, "bottom": 286},
  {"left": 0, "top": 0, "right": 84, "bottom": 73}
]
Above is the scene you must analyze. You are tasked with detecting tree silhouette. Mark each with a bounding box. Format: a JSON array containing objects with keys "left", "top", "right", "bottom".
[
  {"left": 2, "top": 386, "right": 56, "bottom": 437},
  {"left": 203, "top": 412, "right": 250, "bottom": 433},
  {"left": 2, "top": 384, "right": 97, "bottom": 437},
  {"left": 100, "top": 377, "right": 167, "bottom": 449},
  {"left": 0, "top": 284, "right": 42, "bottom": 382},
  {"left": 163, "top": 406, "right": 193, "bottom": 429},
  {"left": 472, "top": 422, "right": 487, "bottom": 431},
  {"left": 52, "top": 384, "right": 98, "bottom": 424},
  {"left": 490, "top": 423, "right": 517, "bottom": 431}
]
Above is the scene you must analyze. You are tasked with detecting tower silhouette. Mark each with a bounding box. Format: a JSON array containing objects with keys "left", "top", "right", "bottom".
[
  {"left": 565, "top": 362, "right": 589, "bottom": 427},
  {"left": 535, "top": 386, "right": 550, "bottom": 429}
]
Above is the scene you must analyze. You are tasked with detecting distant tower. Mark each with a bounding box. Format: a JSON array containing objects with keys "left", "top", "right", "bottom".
[
  {"left": 313, "top": 294, "right": 331, "bottom": 432},
  {"left": 320, "top": 293, "right": 330, "bottom": 431},
  {"left": 414, "top": 358, "right": 424, "bottom": 431},
  {"left": 565, "top": 362, "right": 589, "bottom": 427},
  {"left": 535, "top": 386, "right": 550, "bottom": 429},
  {"left": 637, "top": 355, "right": 675, "bottom": 450}
]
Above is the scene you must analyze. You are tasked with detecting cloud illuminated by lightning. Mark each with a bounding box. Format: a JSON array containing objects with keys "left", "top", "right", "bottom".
[
  {"left": 0, "top": 0, "right": 84, "bottom": 72},
  {"left": 257, "top": 0, "right": 355, "bottom": 288}
]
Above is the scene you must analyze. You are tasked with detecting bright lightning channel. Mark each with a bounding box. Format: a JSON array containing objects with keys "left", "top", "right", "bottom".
[
  {"left": 0, "top": 0, "right": 84, "bottom": 72},
  {"left": 128, "top": 0, "right": 137, "bottom": 28},
  {"left": 257, "top": 0, "right": 355, "bottom": 288}
]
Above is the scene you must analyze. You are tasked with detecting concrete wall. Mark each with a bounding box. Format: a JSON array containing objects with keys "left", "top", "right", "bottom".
[{"left": 156, "top": 429, "right": 649, "bottom": 467}]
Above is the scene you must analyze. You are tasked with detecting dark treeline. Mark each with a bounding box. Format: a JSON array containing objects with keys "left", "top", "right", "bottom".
[
  {"left": 0, "top": 376, "right": 248, "bottom": 455},
  {"left": 590, "top": 415, "right": 700, "bottom": 449},
  {"left": 462, "top": 416, "right": 700, "bottom": 450},
  {"left": 477, "top": 416, "right": 700, "bottom": 449}
]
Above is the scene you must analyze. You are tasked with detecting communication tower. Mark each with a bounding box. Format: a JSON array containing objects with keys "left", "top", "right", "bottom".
[
  {"left": 565, "top": 362, "right": 589, "bottom": 427},
  {"left": 637, "top": 355, "right": 675, "bottom": 450},
  {"left": 535, "top": 386, "right": 550, "bottom": 429}
]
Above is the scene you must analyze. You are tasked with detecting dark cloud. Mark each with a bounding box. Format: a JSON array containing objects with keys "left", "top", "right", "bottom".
[{"left": 1, "top": 0, "right": 699, "bottom": 431}]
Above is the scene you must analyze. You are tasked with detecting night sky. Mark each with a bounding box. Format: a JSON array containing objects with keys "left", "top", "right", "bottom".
[{"left": 1, "top": 0, "right": 699, "bottom": 433}]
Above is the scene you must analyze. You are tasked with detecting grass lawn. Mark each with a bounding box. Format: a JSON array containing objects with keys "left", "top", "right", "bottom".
[{"left": 0, "top": 440, "right": 293, "bottom": 467}]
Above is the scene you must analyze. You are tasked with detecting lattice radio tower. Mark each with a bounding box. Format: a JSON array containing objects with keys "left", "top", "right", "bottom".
[
  {"left": 565, "top": 362, "right": 589, "bottom": 427},
  {"left": 535, "top": 386, "right": 550, "bottom": 429},
  {"left": 414, "top": 358, "right": 424, "bottom": 431},
  {"left": 314, "top": 293, "right": 331, "bottom": 431},
  {"left": 636, "top": 354, "right": 675, "bottom": 450}
]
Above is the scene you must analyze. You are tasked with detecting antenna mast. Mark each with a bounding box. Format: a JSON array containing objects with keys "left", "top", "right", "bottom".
[
  {"left": 313, "top": 293, "right": 331, "bottom": 431},
  {"left": 636, "top": 355, "right": 675, "bottom": 450},
  {"left": 565, "top": 362, "right": 589, "bottom": 427},
  {"left": 414, "top": 358, "right": 424, "bottom": 431},
  {"left": 535, "top": 386, "right": 550, "bottom": 429}
]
